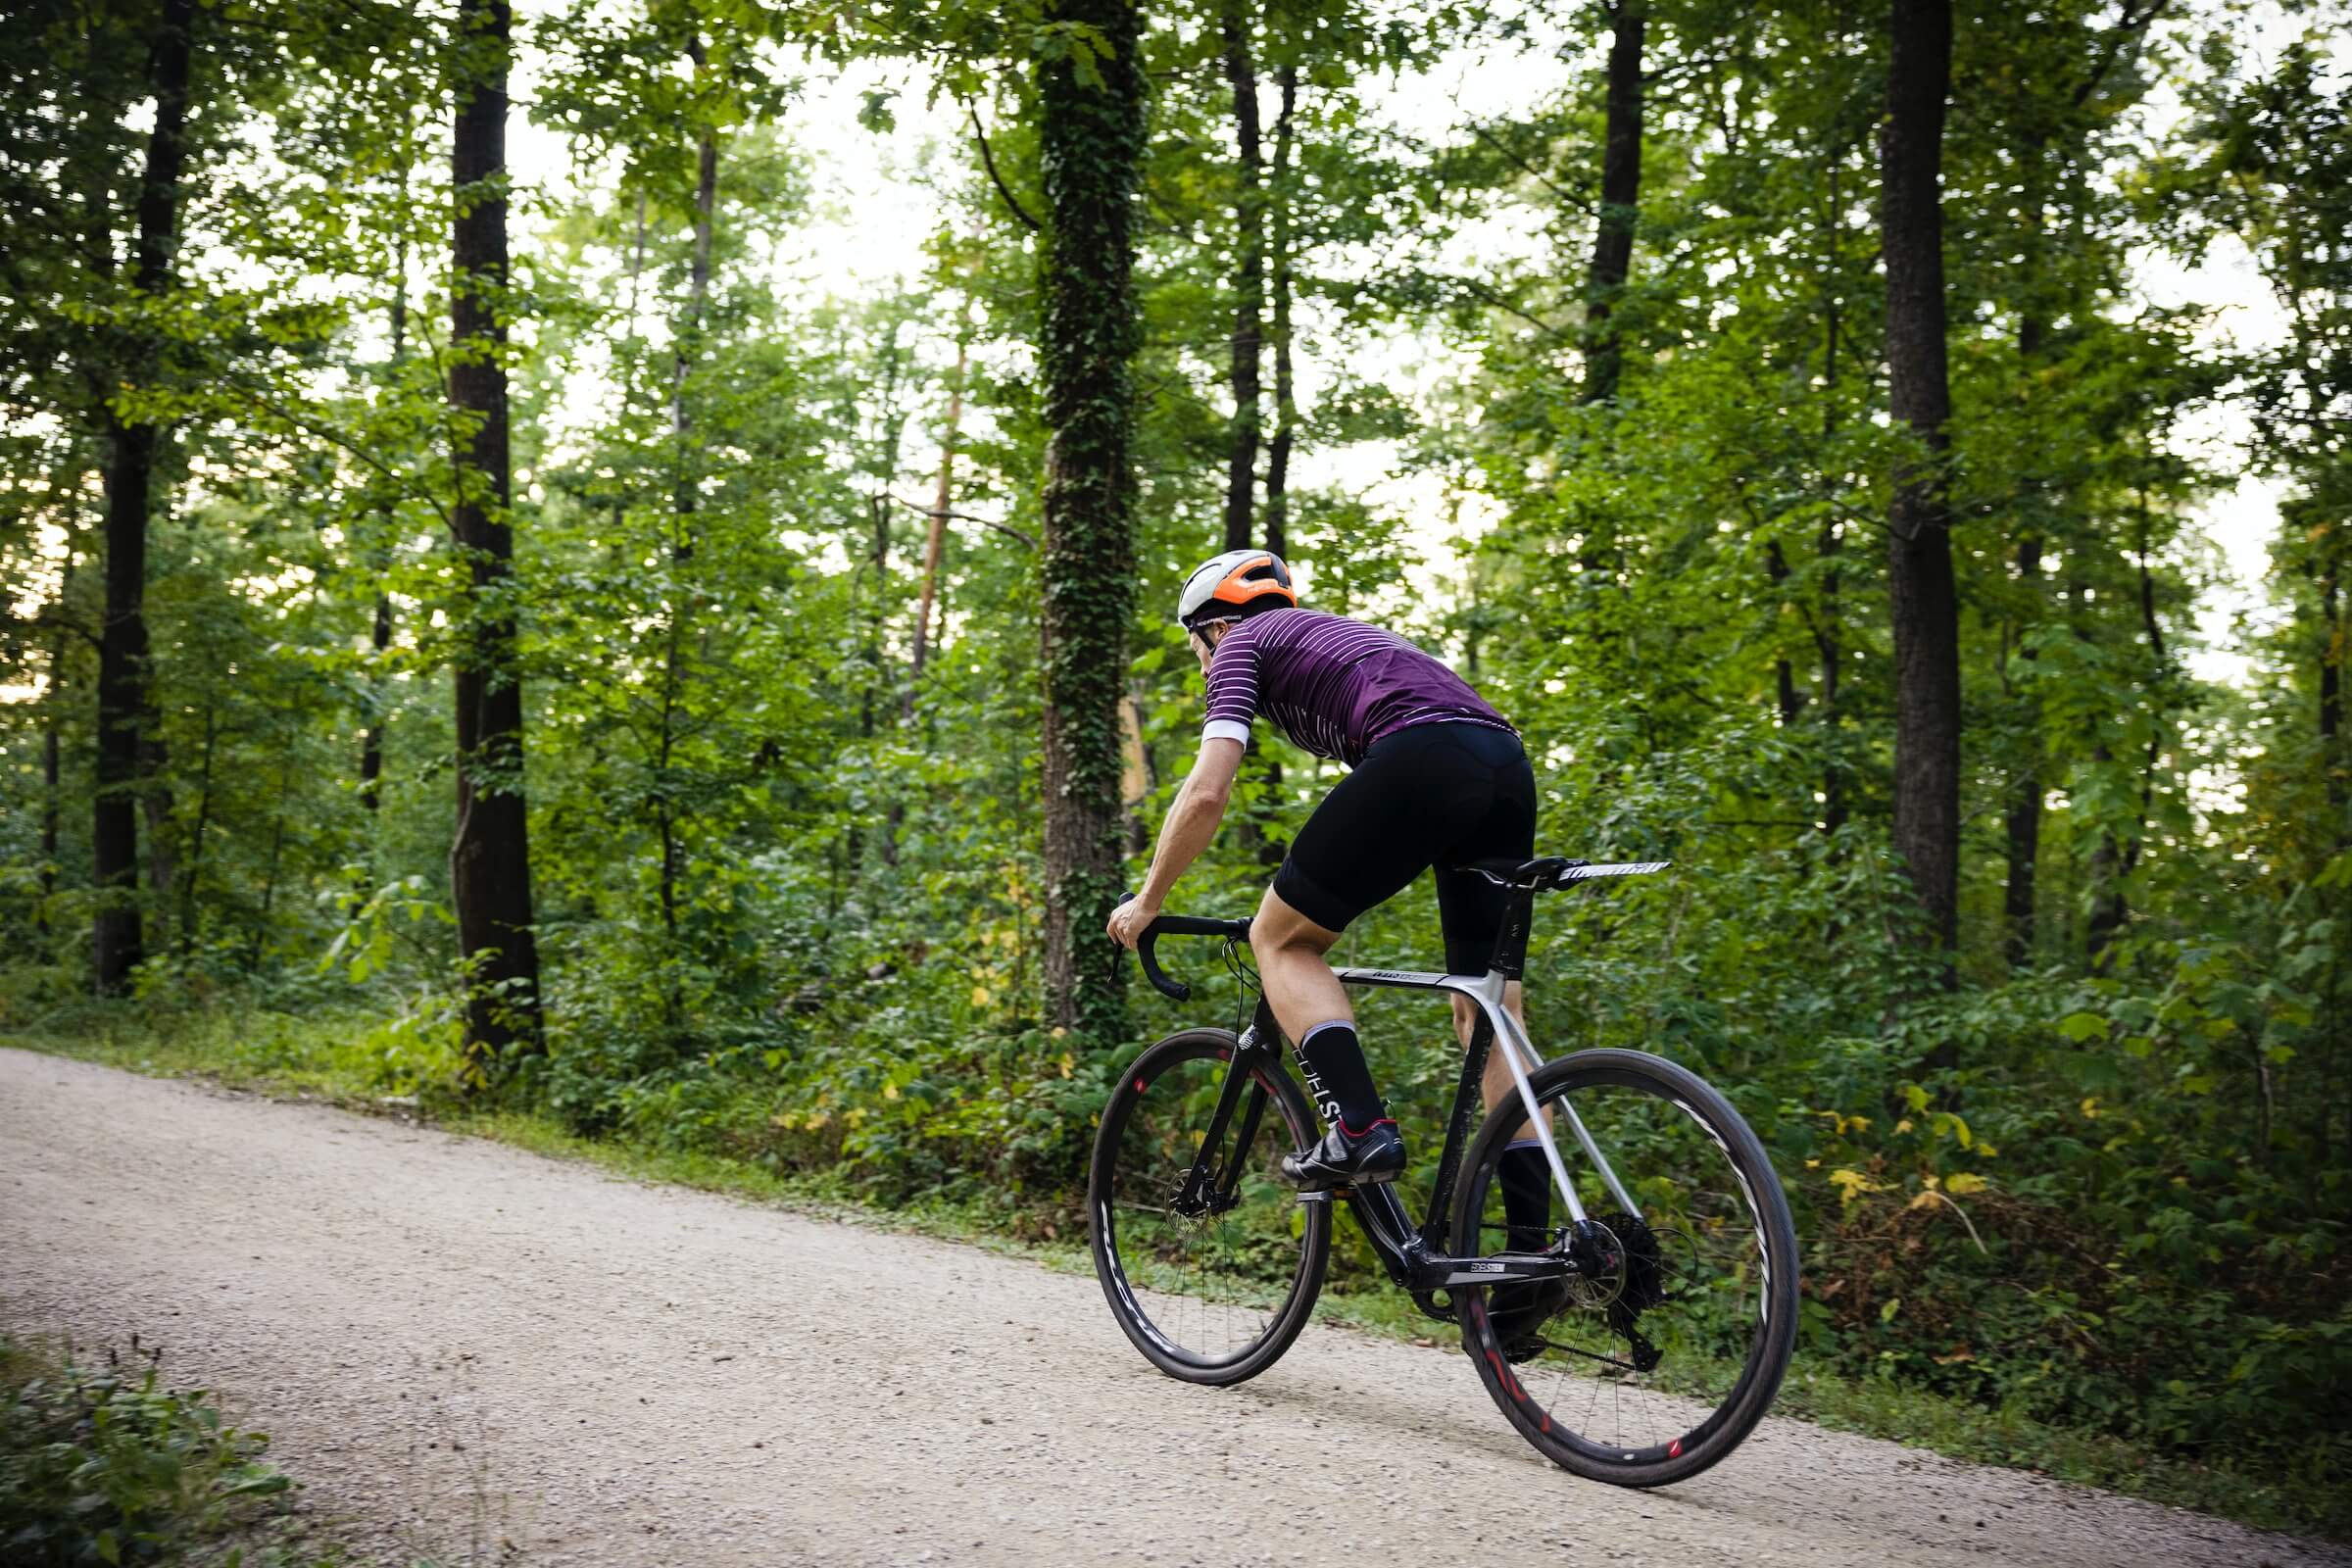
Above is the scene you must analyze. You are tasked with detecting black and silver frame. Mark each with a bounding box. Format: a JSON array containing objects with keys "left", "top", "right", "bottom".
[{"left": 1130, "top": 857, "right": 1670, "bottom": 1316}]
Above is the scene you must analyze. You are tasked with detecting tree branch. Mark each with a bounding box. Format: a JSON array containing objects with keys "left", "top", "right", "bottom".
[
  {"left": 887, "top": 492, "right": 1036, "bottom": 550},
  {"left": 967, "top": 104, "right": 1041, "bottom": 233},
  {"left": 1457, "top": 116, "right": 1592, "bottom": 215}
]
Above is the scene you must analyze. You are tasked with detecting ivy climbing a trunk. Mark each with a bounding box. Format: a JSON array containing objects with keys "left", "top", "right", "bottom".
[{"left": 1036, "top": 0, "right": 1148, "bottom": 1039}]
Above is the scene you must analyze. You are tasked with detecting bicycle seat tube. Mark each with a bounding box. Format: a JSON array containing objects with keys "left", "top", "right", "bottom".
[{"left": 1472, "top": 882, "right": 1596, "bottom": 1229}]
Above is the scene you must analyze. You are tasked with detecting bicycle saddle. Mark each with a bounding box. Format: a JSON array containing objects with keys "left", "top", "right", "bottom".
[{"left": 1456, "top": 857, "right": 1672, "bottom": 888}]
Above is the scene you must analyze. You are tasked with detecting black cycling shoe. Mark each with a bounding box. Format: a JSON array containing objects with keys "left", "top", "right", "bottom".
[
  {"left": 1280, "top": 1122, "right": 1405, "bottom": 1193},
  {"left": 1488, "top": 1277, "right": 1572, "bottom": 1363}
]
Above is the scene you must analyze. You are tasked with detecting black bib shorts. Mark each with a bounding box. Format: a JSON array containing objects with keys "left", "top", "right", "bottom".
[{"left": 1269, "top": 721, "right": 1539, "bottom": 975}]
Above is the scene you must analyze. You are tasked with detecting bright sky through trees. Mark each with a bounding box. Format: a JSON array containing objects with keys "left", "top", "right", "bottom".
[{"left": 500, "top": 7, "right": 2298, "bottom": 682}]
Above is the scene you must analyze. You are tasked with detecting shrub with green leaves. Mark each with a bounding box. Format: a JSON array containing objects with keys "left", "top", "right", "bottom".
[{"left": 0, "top": 1337, "right": 295, "bottom": 1566}]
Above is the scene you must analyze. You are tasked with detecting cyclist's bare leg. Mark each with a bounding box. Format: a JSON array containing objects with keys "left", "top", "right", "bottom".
[
  {"left": 1452, "top": 987, "right": 1539, "bottom": 1138},
  {"left": 1249, "top": 885, "right": 1348, "bottom": 1042}
]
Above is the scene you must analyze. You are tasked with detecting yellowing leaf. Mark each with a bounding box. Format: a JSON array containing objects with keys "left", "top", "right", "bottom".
[
  {"left": 2081, "top": 1097, "right": 2100, "bottom": 1118},
  {"left": 1943, "top": 1172, "right": 1988, "bottom": 1196},
  {"left": 882, "top": 1082, "right": 900, "bottom": 1101},
  {"left": 1828, "top": 1167, "right": 1885, "bottom": 1206}
]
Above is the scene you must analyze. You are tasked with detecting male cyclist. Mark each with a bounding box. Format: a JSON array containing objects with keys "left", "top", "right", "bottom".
[{"left": 1105, "top": 550, "right": 1558, "bottom": 1309}]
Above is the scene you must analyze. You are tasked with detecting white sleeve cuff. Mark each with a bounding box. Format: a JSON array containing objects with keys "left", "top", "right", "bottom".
[{"left": 1201, "top": 719, "right": 1251, "bottom": 746}]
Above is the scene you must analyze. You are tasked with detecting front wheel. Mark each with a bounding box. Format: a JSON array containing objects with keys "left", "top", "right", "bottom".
[
  {"left": 1088, "top": 1029, "right": 1331, "bottom": 1386},
  {"left": 1451, "top": 1048, "right": 1800, "bottom": 1487}
]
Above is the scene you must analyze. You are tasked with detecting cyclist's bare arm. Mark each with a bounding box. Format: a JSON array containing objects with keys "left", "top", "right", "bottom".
[{"left": 1107, "top": 736, "right": 1244, "bottom": 949}]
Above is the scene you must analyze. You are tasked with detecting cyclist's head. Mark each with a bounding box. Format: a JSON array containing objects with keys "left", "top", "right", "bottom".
[{"left": 1177, "top": 549, "right": 1297, "bottom": 640}]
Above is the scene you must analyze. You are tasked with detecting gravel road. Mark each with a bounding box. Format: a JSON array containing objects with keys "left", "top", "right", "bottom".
[{"left": 0, "top": 1048, "right": 2338, "bottom": 1568}]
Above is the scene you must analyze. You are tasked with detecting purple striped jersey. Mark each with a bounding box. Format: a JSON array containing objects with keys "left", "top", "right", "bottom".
[{"left": 1200, "top": 609, "right": 1514, "bottom": 766}]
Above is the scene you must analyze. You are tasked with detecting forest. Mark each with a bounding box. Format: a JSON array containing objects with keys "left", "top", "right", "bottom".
[{"left": 2, "top": 0, "right": 2346, "bottom": 1522}]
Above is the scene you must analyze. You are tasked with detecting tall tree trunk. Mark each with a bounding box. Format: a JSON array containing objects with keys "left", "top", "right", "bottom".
[
  {"left": 908, "top": 331, "right": 967, "bottom": 699},
  {"left": 1037, "top": 0, "right": 1147, "bottom": 1038},
  {"left": 2084, "top": 744, "right": 2126, "bottom": 966},
  {"left": 247, "top": 750, "right": 291, "bottom": 971},
  {"left": 175, "top": 700, "right": 217, "bottom": 953},
  {"left": 1250, "top": 65, "right": 1299, "bottom": 866},
  {"left": 92, "top": 0, "right": 196, "bottom": 995},
  {"left": 1818, "top": 520, "right": 1846, "bottom": 837},
  {"left": 1880, "top": 0, "right": 1962, "bottom": 965},
  {"left": 2002, "top": 534, "right": 2042, "bottom": 966},
  {"left": 1765, "top": 540, "right": 1802, "bottom": 727},
  {"left": 360, "top": 591, "right": 392, "bottom": 813},
  {"left": 670, "top": 44, "right": 716, "bottom": 532},
  {"left": 656, "top": 56, "right": 719, "bottom": 956},
  {"left": 860, "top": 320, "right": 908, "bottom": 870},
  {"left": 447, "top": 0, "right": 544, "bottom": 1072},
  {"left": 360, "top": 227, "right": 408, "bottom": 823},
  {"left": 1219, "top": 0, "right": 1264, "bottom": 553},
  {"left": 1581, "top": 0, "right": 1646, "bottom": 404},
  {"left": 2002, "top": 143, "right": 2051, "bottom": 966},
  {"left": 2323, "top": 544, "right": 2343, "bottom": 824},
  {"left": 1816, "top": 133, "right": 1846, "bottom": 840},
  {"left": 39, "top": 610, "right": 67, "bottom": 932},
  {"left": 2090, "top": 503, "right": 2176, "bottom": 966},
  {"left": 1263, "top": 66, "right": 1298, "bottom": 559}
]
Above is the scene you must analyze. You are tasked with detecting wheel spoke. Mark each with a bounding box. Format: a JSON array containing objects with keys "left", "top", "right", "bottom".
[
  {"left": 1092, "top": 1037, "right": 1327, "bottom": 1381},
  {"left": 1455, "top": 1054, "right": 1796, "bottom": 1481}
]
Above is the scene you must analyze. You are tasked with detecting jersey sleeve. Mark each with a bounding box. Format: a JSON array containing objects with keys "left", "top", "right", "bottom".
[{"left": 1200, "top": 629, "right": 1259, "bottom": 746}]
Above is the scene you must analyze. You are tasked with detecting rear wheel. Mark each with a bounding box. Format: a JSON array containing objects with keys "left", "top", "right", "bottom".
[
  {"left": 1451, "top": 1048, "right": 1799, "bottom": 1486},
  {"left": 1088, "top": 1029, "right": 1331, "bottom": 1385}
]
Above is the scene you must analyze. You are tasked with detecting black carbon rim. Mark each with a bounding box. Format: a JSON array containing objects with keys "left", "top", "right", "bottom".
[{"left": 1089, "top": 1031, "right": 1331, "bottom": 1384}]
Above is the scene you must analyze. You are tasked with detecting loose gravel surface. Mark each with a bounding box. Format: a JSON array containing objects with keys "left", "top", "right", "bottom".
[{"left": 1, "top": 1048, "right": 2341, "bottom": 1568}]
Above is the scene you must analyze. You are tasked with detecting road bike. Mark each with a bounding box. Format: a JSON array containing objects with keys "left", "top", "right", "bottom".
[{"left": 1087, "top": 857, "right": 1799, "bottom": 1487}]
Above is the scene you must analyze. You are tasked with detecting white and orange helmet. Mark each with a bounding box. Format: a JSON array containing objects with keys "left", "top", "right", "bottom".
[{"left": 1177, "top": 549, "right": 1298, "bottom": 632}]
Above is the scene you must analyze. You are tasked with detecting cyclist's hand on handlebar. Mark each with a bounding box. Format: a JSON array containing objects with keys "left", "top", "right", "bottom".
[{"left": 1105, "top": 895, "right": 1159, "bottom": 952}]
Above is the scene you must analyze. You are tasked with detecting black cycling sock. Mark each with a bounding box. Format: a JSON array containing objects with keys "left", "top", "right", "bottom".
[
  {"left": 1294, "top": 1022, "right": 1389, "bottom": 1136},
  {"left": 1498, "top": 1142, "right": 1551, "bottom": 1251}
]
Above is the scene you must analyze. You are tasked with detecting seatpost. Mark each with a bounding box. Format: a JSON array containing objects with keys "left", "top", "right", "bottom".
[{"left": 1485, "top": 885, "right": 1540, "bottom": 979}]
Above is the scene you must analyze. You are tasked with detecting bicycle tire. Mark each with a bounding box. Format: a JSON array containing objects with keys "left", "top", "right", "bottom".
[
  {"left": 1088, "top": 1028, "right": 1332, "bottom": 1386},
  {"left": 1450, "top": 1047, "right": 1799, "bottom": 1487}
]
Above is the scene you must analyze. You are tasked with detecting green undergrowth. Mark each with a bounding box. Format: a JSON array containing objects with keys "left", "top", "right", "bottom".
[
  {"left": 0, "top": 1334, "right": 350, "bottom": 1568},
  {"left": 7, "top": 1004, "right": 2344, "bottom": 1544}
]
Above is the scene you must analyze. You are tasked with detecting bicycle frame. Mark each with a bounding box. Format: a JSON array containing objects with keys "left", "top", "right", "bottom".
[{"left": 1158, "top": 858, "right": 1667, "bottom": 1316}]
